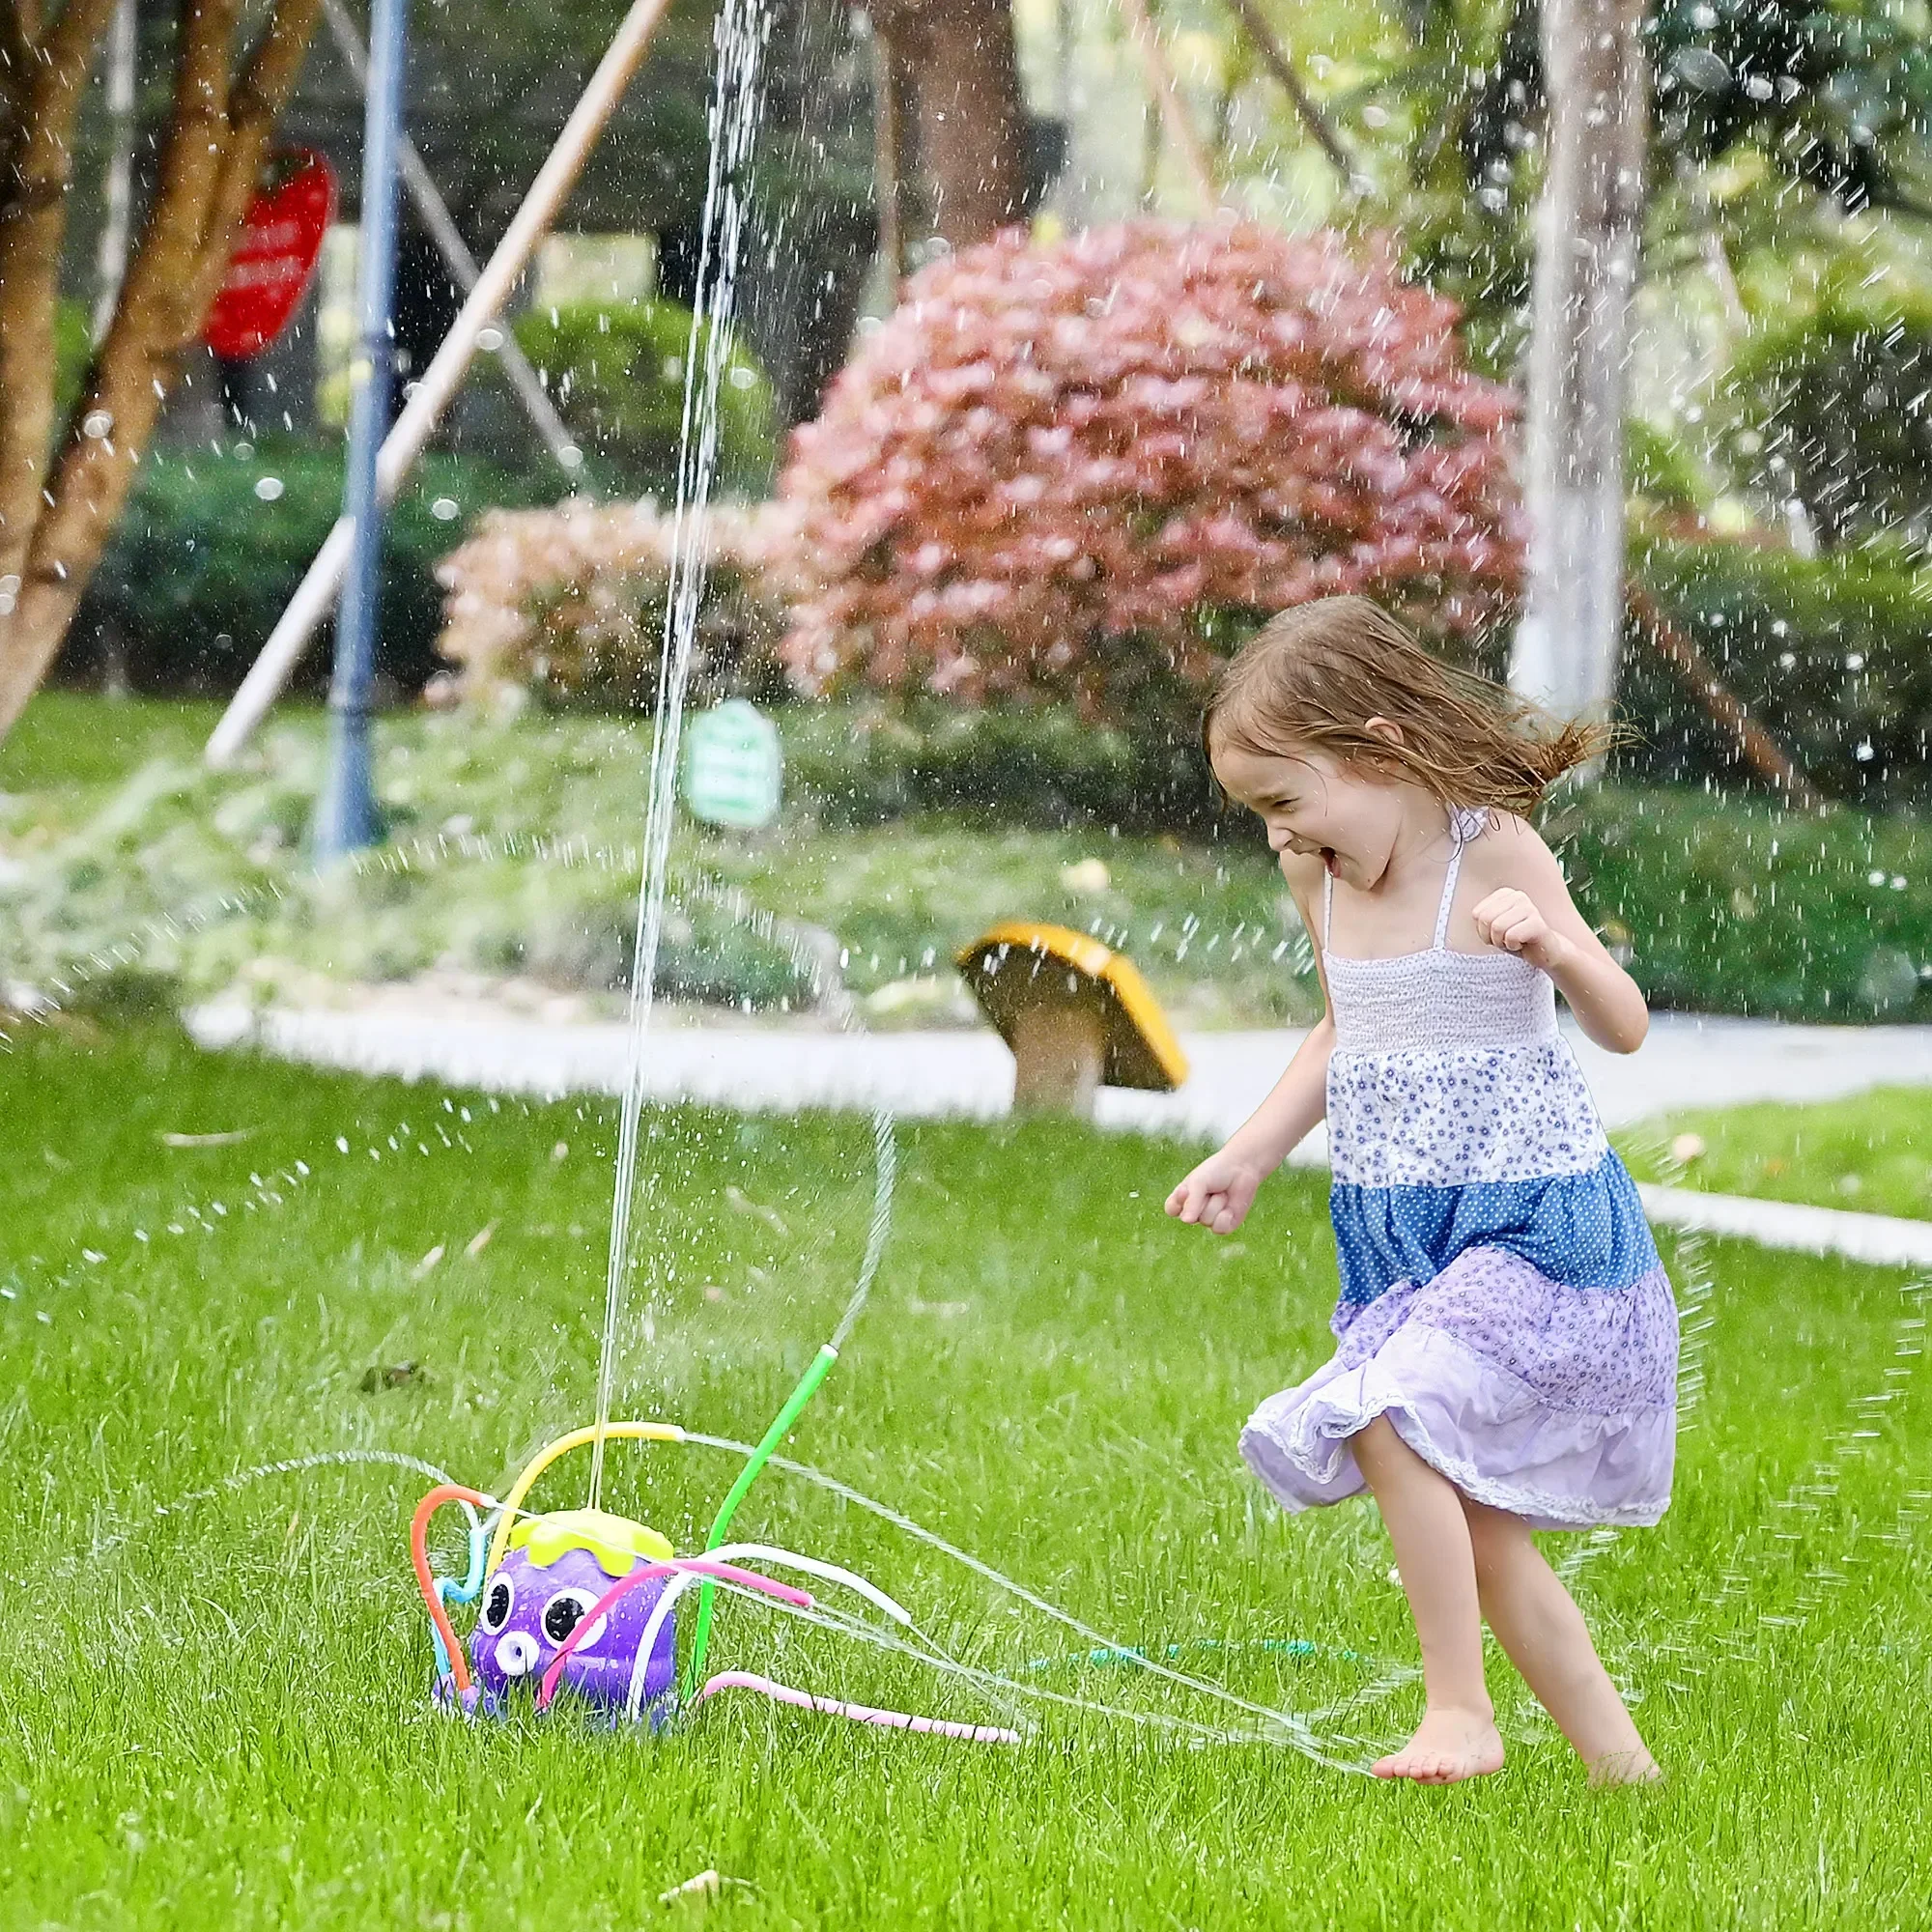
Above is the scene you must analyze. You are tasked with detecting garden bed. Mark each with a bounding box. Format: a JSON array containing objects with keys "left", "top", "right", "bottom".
[{"left": 3, "top": 695, "right": 1928, "bottom": 1028}]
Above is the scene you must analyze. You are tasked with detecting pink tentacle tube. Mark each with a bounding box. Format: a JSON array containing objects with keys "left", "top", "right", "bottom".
[
  {"left": 692, "top": 1670, "right": 1021, "bottom": 1745},
  {"left": 534, "top": 1559, "right": 812, "bottom": 1712}
]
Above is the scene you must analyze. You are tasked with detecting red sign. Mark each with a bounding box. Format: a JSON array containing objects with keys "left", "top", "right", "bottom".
[{"left": 203, "top": 148, "right": 336, "bottom": 361}]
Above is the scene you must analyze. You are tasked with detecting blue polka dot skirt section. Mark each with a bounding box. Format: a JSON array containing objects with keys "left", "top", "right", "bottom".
[{"left": 1238, "top": 813, "right": 1679, "bottom": 1531}]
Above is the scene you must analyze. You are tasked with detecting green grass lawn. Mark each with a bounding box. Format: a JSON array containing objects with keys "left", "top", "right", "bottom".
[
  {"left": 2, "top": 1021, "right": 1928, "bottom": 1926},
  {"left": 1620, "top": 1086, "right": 1932, "bottom": 1221},
  {"left": 0, "top": 691, "right": 228, "bottom": 798}
]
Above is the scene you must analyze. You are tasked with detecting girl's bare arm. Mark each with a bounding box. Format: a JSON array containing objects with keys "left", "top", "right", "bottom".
[
  {"left": 1167, "top": 858, "right": 1334, "bottom": 1233},
  {"left": 1472, "top": 817, "right": 1650, "bottom": 1054}
]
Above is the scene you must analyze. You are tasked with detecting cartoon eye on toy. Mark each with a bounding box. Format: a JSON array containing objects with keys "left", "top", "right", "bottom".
[
  {"left": 541, "top": 1587, "right": 606, "bottom": 1651},
  {"left": 478, "top": 1573, "right": 515, "bottom": 1634}
]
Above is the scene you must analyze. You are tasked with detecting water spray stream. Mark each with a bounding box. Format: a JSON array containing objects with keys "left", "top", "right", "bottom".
[
  {"left": 684, "top": 1109, "right": 898, "bottom": 1691},
  {"left": 587, "top": 0, "right": 776, "bottom": 1511}
]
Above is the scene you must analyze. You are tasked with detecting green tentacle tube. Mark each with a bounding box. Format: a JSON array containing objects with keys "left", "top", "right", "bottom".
[{"left": 684, "top": 1342, "right": 838, "bottom": 1698}]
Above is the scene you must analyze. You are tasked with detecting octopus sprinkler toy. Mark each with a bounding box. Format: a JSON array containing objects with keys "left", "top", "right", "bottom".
[{"left": 411, "top": 1413, "right": 1019, "bottom": 1744}]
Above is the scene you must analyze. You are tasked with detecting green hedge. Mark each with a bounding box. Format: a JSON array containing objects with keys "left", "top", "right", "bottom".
[
  {"left": 60, "top": 438, "right": 550, "bottom": 698},
  {"left": 1712, "top": 271, "right": 1932, "bottom": 548},
  {"left": 5, "top": 694, "right": 1928, "bottom": 1026},
  {"left": 777, "top": 701, "right": 1210, "bottom": 831},
  {"left": 1623, "top": 535, "right": 1932, "bottom": 810},
  {"left": 775, "top": 706, "right": 1932, "bottom": 1024},
  {"left": 1548, "top": 784, "right": 1932, "bottom": 1023},
  {"left": 512, "top": 298, "right": 776, "bottom": 501}
]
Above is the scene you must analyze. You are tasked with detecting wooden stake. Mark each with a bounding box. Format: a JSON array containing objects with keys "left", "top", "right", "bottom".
[
  {"left": 204, "top": 0, "right": 676, "bottom": 766},
  {"left": 1627, "top": 582, "right": 1824, "bottom": 810},
  {"left": 1113, "top": 0, "right": 1220, "bottom": 213},
  {"left": 1215, "top": 0, "right": 1355, "bottom": 187}
]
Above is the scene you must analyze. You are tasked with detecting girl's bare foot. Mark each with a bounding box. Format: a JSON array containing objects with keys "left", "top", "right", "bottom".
[
  {"left": 1586, "top": 1747, "right": 1664, "bottom": 1788},
  {"left": 1372, "top": 1705, "right": 1505, "bottom": 1784}
]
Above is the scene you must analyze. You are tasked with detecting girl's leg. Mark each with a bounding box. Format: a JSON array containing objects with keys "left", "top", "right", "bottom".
[
  {"left": 1350, "top": 1416, "right": 1504, "bottom": 1782},
  {"left": 1461, "top": 1496, "right": 1662, "bottom": 1784}
]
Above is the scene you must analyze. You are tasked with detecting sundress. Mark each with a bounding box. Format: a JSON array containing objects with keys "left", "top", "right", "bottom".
[{"left": 1238, "top": 807, "right": 1679, "bottom": 1531}]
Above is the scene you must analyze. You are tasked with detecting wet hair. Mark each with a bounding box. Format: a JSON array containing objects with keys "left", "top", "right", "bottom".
[{"left": 1202, "top": 596, "right": 1621, "bottom": 817}]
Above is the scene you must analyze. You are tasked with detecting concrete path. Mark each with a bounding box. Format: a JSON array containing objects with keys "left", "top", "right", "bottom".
[
  {"left": 186, "top": 1000, "right": 1932, "bottom": 1151},
  {"left": 186, "top": 998, "right": 1932, "bottom": 1268},
  {"left": 1636, "top": 1183, "right": 1932, "bottom": 1269}
]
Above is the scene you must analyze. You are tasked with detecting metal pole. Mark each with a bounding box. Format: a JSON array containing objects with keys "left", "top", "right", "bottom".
[
  {"left": 318, "top": 0, "right": 583, "bottom": 483},
  {"left": 314, "top": 0, "right": 410, "bottom": 859}
]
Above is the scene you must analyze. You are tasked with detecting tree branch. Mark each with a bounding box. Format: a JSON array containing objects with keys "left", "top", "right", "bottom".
[
  {"left": 1115, "top": 0, "right": 1219, "bottom": 212},
  {"left": 0, "top": 0, "right": 240, "bottom": 731},
  {"left": 185, "top": 0, "right": 324, "bottom": 321},
  {"left": 2, "top": 7, "right": 37, "bottom": 117},
  {"left": 0, "top": 0, "right": 326, "bottom": 739},
  {"left": 1215, "top": 0, "right": 1355, "bottom": 187},
  {"left": 1627, "top": 582, "right": 1823, "bottom": 809}
]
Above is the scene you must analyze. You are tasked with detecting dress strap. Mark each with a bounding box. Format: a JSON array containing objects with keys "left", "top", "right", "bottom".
[
  {"left": 1321, "top": 866, "right": 1334, "bottom": 952},
  {"left": 1433, "top": 815, "right": 1468, "bottom": 951}
]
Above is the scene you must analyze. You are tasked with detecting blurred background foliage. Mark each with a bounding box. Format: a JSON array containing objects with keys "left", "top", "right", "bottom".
[{"left": 16, "top": 0, "right": 1932, "bottom": 1028}]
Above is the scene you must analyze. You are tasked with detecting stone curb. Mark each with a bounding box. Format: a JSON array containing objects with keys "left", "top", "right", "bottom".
[{"left": 1637, "top": 1182, "right": 1932, "bottom": 1270}]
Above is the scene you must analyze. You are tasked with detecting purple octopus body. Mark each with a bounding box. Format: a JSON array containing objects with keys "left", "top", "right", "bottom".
[{"left": 468, "top": 1543, "right": 677, "bottom": 1712}]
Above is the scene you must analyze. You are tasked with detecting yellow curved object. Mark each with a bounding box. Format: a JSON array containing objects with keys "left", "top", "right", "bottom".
[
  {"left": 955, "top": 920, "right": 1189, "bottom": 1092},
  {"left": 509, "top": 1507, "right": 674, "bottom": 1576},
  {"left": 486, "top": 1420, "right": 686, "bottom": 1575}
]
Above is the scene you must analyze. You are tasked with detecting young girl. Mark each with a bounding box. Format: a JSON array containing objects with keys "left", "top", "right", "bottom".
[{"left": 1167, "top": 596, "right": 1675, "bottom": 1787}]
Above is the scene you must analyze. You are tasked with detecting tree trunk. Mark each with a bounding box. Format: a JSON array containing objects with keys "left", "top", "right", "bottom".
[
  {"left": 1507, "top": 0, "right": 1649, "bottom": 725},
  {"left": 868, "top": 0, "right": 1029, "bottom": 252},
  {"left": 0, "top": 0, "right": 122, "bottom": 594},
  {"left": 92, "top": 0, "right": 139, "bottom": 340},
  {"left": 0, "top": 0, "right": 323, "bottom": 741}
]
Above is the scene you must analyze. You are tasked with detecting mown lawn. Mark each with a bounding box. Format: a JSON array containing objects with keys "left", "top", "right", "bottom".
[
  {"left": 1, "top": 1021, "right": 1927, "bottom": 1927},
  {"left": 1621, "top": 1086, "right": 1932, "bottom": 1221}
]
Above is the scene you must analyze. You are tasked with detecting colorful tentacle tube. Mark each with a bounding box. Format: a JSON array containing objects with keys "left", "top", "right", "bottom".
[
  {"left": 411, "top": 1484, "right": 494, "bottom": 1694},
  {"left": 686, "top": 1344, "right": 838, "bottom": 1695},
  {"left": 534, "top": 1559, "right": 814, "bottom": 1712},
  {"left": 486, "top": 1420, "right": 685, "bottom": 1575},
  {"left": 428, "top": 1501, "right": 491, "bottom": 1682},
  {"left": 691, "top": 1671, "right": 1021, "bottom": 1745}
]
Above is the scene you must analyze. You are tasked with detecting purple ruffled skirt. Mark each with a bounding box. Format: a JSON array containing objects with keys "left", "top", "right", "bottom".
[{"left": 1238, "top": 1243, "right": 1679, "bottom": 1531}]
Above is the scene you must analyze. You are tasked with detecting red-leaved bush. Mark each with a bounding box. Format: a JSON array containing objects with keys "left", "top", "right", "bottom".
[
  {"left": 434, "top": 498, "right": 795, "bottom": 709},
  {"left": 777, "top": 219, "right": 1526, "bottom": 721}
]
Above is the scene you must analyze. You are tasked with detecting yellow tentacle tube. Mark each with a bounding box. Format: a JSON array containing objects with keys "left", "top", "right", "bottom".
[{"left": 486, "top": 1420, "right": 686, "bottom": 1575}]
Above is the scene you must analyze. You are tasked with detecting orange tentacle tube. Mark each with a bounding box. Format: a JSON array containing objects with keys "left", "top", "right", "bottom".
[{"left": 412, "top": 1484, "right": 492, "bottom": 1694}]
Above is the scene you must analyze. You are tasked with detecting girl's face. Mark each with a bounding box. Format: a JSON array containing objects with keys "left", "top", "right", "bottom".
[{"left": 1208, "top": 730, "right": 1414, "bottom": 891}]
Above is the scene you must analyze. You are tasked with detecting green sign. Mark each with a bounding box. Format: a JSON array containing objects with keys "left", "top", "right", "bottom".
[{"left": 681, "top": 698, "right": 782, "bottom": 829}]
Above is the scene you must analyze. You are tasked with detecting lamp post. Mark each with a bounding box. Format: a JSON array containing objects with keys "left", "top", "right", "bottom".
[{"left": 314, "top": 0, "right": 411, "bottom": 859}]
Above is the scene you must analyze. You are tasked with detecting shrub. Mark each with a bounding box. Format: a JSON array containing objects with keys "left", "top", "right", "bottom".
[
  {"left": 432, "top": 497, "right": 796, "bottom": 710},
  {"left": 512, "top": 298, "right": 777, "bottom": 500},
  {"left": 59, "top": 438, "right": 547, "bottom": 697},
  {"left": 1549, "top": 784, "right": 1932, "bottom": 1024},
  {"left": 775, "top": 219, "right": 1526, "bottom": 728},
  {"left": 1712, "top": 270, "right": 1932, "bottom": 547},
  {"left": 780, "top": 699, "right": 1156, "bottom": 829},
  {"left": 1624, "top": 533, "right": 1932, "bottom": 809}
]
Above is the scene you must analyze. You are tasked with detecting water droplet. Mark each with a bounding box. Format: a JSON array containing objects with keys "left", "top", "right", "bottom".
[
  {"left": 254, "top": 476, "right": 284, "bottom": 502},
  {"left": 1672, "top": 45, "right": 1732, "bottom": 92},
  {"left": 430, "top": 497, "right": 460, "bottom": 522}
]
